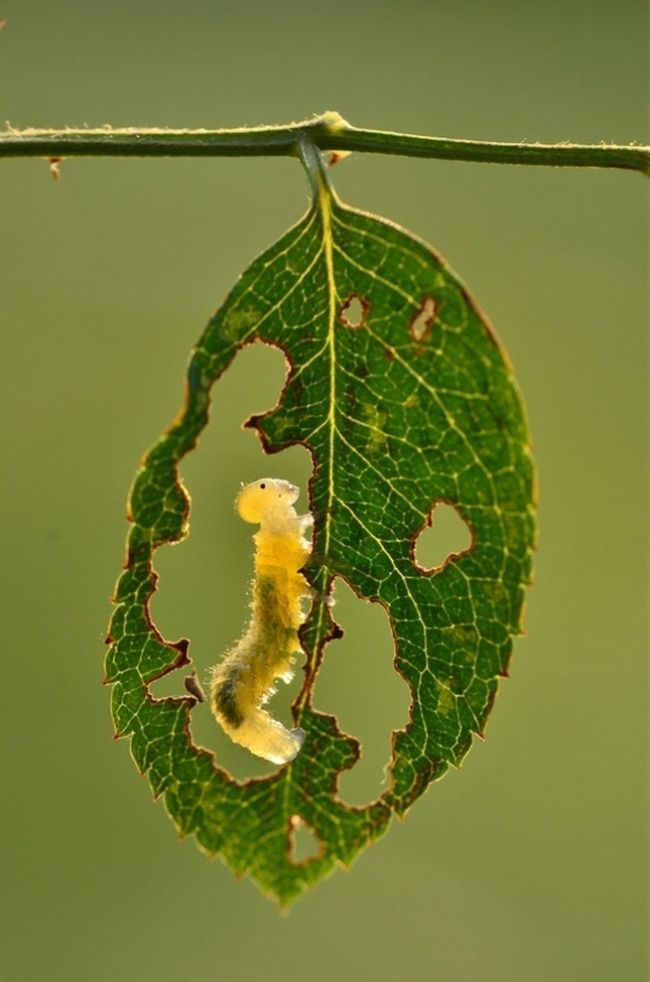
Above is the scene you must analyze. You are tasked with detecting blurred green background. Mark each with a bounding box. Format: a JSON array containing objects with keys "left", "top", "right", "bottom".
[{"left": 0, "top": 2, "right": 647, "bottom": 980}]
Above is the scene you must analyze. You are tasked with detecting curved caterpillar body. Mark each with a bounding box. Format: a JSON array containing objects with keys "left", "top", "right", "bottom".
[{"left": 209, "top": 479, "right": 312, "bottom": 765}]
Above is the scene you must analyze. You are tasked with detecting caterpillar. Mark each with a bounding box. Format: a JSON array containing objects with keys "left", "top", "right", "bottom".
[{"left": 209, "top": 479, "right": 312, "bottom": 765}]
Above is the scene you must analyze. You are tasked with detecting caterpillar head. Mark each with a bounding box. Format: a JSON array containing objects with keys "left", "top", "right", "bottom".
[{"left": 237, "top": 478, "right": 300, "bottom": 524}]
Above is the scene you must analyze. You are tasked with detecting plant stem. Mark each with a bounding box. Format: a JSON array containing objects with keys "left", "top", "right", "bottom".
[{"left": 1, "top": 112, "right": 648, "bottom": 176}]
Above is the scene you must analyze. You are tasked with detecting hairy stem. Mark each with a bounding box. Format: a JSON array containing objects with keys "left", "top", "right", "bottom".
[{"left": 1, "top": 112, "right": 648, "bottom": 175}]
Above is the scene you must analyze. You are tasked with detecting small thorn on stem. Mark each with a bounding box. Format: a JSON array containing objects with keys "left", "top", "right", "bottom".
[
  {"left": 327, "top": 149, "right": 351, "bottom": 168},
  {"left": 48, "top": 156, "right": 63, "bottom": 181}
]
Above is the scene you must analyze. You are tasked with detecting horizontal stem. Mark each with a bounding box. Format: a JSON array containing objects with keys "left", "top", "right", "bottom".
[{"left": 1, "top": 112, "right": 648, "bottom": 175}]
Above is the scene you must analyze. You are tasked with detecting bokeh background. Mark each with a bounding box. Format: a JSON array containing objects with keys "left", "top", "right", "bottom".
[{"left": 1, "top": 2, "right": 647, "bottom": 980}]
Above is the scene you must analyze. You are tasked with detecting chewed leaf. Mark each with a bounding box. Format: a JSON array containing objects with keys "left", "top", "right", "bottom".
[{"left": 105, "top": 153, "right": 536, "bottom": 905}]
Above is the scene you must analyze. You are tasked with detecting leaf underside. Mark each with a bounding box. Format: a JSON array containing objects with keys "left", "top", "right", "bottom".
[{"left": 105, "top": 165, "right": 536, "bottom": 905}]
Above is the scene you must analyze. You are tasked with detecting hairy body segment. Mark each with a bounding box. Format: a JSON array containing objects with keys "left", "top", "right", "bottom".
[{"left": 209, "top": 479, "right": 312, "bottom": 765}]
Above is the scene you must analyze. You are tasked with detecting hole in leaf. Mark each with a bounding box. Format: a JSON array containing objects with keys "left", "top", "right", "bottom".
[
  {"left": 338, "top": 293, "right": 368, "bottom": 329},
  {"left": 150, "top": 341, "right": 312, "bottom": 780},
  {"left": 410, "top": 296, "right": 437, "bottom": 342},
  {"left": 414, "top": 502, "right": 473, "bottom": 571},
  {"left": 288, "top": 816, "right": 322, "bottom": 864},
  {"left": 313, "top": 578, "right": 410, "bottom": 807}
]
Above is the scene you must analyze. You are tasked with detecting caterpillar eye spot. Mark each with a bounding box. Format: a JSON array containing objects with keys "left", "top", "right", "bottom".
[{"left": 260, "top": 482, "right": 266, "bottom": 489}]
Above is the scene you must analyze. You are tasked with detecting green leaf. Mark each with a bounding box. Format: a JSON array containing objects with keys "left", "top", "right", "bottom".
[{"left": 105, "top": 149, "right": 536, "bottom": 905}]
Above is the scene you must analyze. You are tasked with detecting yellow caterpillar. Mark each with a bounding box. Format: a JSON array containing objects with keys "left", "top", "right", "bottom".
[{"left": 209, "top": 479, "right": 311, "bottom": 765}]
